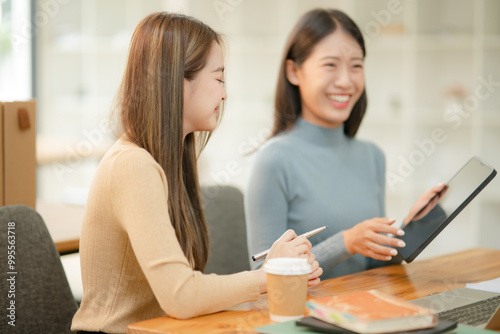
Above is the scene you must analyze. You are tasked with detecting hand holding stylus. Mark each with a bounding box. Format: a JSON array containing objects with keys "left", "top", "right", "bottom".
[
  {"left": 252, "top": 226, "right": 328, "bottom": 261},
  {"left": 257, "top": 228, "right": 323, "bottom": 288}
]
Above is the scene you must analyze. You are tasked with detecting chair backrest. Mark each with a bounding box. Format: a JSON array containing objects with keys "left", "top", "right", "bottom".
[
  {"left": 0, "top": 205, "right": 78, "bottom": 333},
  {"left": 201, "top": 185, "right": 251, "bottom": 275}
]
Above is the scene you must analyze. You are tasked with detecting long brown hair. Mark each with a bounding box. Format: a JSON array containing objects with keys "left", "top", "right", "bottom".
[
  {"left": 273, "top": 8, "right": 367, "bottom": 138},
  {"left": 114, "top": 12, "right": 222, "bottom": 271}
]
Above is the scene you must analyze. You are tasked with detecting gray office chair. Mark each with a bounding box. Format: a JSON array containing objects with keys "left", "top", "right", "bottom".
[
  {"left": 0, "top": 205, "right": 78, "bottom": 333},
  {"left": 201, "top": 185, "right": 251, "bottom": 275}
]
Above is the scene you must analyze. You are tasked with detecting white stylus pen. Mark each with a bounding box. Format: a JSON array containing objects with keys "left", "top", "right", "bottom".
[{"left": 251, "top": 226, "right": 328, "bottom": 261}]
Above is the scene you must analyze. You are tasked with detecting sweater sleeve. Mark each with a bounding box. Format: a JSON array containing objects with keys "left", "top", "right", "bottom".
[
  {"left": 245, "top": 144, "right": 290, "bottom": 270},
  {"left": 311, "top": 231, "right": 353, "bottom": 272},
  {"left": 110, "top": 148, "right": 259, "bottom": 319}
]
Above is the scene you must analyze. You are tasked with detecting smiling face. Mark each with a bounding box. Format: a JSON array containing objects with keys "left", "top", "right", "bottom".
[
  {"left": 286, "top": 29, "right": 365, "bottom": 129},
  {"left": 183, "top": 41, "right": 227, "bottom": 137}
]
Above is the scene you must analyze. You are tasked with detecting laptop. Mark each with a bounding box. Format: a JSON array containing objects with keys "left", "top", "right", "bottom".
[
  {"left": 410, "top": 287, "right": 500, "bottom": 329},
  {"left": 395, "top": 156, "right": 497, "bottom": 263}
]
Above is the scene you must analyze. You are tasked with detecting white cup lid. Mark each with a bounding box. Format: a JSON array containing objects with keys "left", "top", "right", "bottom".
[{"left": 263, "top": 257, "right": 312, "bottom": 276}]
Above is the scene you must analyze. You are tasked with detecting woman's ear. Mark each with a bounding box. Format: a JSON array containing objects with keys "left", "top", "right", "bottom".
[{"left": 285, "top": 59, "right": 300, "bottom": 86}]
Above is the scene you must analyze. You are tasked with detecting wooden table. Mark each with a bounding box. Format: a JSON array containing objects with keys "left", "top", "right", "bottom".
[{"left": 127, "top": 248, "right": 500, "bottom": 334}]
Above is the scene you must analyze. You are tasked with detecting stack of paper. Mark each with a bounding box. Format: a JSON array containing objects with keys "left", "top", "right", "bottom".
[{"left": 466, "top": 277, "right": 500, "bottom": 294}]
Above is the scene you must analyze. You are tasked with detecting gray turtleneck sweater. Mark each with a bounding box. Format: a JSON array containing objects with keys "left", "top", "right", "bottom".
[{"left": 245, "top": 118, "right": 386, "bottom": 279}]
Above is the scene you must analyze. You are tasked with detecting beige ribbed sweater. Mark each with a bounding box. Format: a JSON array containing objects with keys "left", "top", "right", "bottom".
[{"left": 71, "top": 137, "right": 260, "bottom": 334}]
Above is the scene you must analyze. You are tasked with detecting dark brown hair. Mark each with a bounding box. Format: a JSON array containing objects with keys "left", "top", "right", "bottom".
[
  {"left": 114, "top": 12, "right": 222, "bottom": 271},
  {"left": 272, "top": 8, "right": 367, "bottom": 138}
]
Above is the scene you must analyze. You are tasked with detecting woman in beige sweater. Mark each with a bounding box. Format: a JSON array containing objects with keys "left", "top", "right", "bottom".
[{"left": 71, "top": 12, "right": 322, "bottom": 334}]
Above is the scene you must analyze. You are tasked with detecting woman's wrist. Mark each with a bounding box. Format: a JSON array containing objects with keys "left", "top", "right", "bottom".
[
  {"left": 253, "top": 268, "right": 267, "bottom": 294},
  {"left": 342, "top": 229, "right": 354, "bottom": 254}
]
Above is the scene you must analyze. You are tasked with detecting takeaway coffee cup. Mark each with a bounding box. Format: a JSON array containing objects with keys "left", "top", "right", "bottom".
[{"left": 263, "top": 257, "right": 312, "bottom": 322}]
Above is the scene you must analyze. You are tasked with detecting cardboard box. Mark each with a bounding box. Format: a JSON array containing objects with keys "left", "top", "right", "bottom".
[{"left": 0, "top": 101, "right": 37, "bottom": 209}]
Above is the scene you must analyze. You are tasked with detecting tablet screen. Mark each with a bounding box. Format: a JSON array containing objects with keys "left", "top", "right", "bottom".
[{"left": 397, "top": 157, "right": 496, "bottom": 263}]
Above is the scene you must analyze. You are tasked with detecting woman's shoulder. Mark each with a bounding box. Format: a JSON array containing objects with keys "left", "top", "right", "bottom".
[
  {"left": 101, "top": 136, "right": 161, "bottom": 172},
  {"left": 254, "top": 135, "right": 295, "bottom": 164}
]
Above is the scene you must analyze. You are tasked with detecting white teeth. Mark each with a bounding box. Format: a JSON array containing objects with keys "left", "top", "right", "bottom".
[{"left": 328, "top": 95, "right": 349, "bottom": 103}]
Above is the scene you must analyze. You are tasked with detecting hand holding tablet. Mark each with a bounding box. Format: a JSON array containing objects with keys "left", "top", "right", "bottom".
[{"left": 397, "top": 156, "right": 496, "bottom": 263}]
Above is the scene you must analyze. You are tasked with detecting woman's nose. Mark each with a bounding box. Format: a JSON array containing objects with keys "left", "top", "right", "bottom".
[
  {"left": 222, "top": 86, "right": 227, "bottom": 100},
  {"left": 335, "top": 65, "right": 353, "bottom": 89}
]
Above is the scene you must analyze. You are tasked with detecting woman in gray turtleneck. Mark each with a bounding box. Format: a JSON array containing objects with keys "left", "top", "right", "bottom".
[{"left": 245, "top": 9, "right": 444, "bottom": 279}]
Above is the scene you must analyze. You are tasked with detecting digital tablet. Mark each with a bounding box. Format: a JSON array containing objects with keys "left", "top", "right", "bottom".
[{"left": 396, "top": 156, "right": 496, "bottom": 263}]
